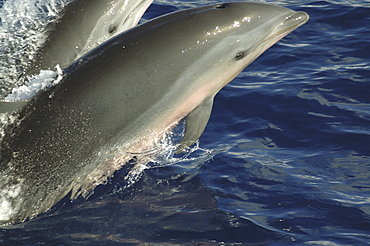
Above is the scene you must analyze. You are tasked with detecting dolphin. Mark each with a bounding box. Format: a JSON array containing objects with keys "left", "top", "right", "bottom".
[
  {"left": 25, "top": 0, "right": 153, "bottom": 76},
  {"left": 0, "top": 2, "right": 308, "bottom": 225}
]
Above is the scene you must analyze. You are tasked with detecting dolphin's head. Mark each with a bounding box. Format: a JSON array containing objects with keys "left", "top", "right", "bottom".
[
  {"left": 168, "top": 2, "right": 309, "bottom": 94},
  {"left": 80, "top": 0, "right": 154, "bottom": 57},
  {"left": 206, "top": 2, "right": 309, "bottom": 66}
]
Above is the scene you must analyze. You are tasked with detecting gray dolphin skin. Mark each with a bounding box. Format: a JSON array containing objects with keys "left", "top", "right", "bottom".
[
  {"left": 0, "top": 2, "right": 309, "bottom": 225},
  {"left": 25, "top": 0, "right": 153, "bottom": 76}
]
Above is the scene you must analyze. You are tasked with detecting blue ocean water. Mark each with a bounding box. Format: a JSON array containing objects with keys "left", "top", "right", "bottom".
[{"left": 1, "top": 0, "right": 370, "bottom": 245}]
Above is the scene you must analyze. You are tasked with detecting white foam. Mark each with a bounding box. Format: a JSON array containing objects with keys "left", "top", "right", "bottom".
[
  {"left": 5, "top": 65, "right": 63, "bottom": 101},
  {"left": 0, "top": 176, "right": 24, "bottom": 223}
]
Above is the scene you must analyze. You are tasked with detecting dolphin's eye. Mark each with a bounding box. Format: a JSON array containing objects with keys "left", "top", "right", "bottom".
[
  {"left": 215, "top": 4, "right": 227, "bottom": 9},
  {"left": 108, "top": 24, "right": 117, "bottom": 34},
  {"left": 235, "top": 52, "right": 245, "bottom": 60}
]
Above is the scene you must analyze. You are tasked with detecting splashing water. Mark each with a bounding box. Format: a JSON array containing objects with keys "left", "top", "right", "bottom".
[{"left": 0, "top": 0, "right": 71, "bottom": 95}]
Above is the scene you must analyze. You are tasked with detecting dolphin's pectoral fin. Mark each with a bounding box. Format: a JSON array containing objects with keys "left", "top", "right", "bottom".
[
  {"left": 0, "top": 100, "right": 29, "bottom": 114},
  {"left": 176, "top": 97, "right": 214, "bottom": 154}
]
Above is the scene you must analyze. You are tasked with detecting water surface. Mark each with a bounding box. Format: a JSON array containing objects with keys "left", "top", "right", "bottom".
[{"left": 1, "top": 0, "right": 370, "bottom": 245}]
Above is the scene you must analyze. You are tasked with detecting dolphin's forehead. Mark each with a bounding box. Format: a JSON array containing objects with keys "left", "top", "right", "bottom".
[
  {"left": 216, "top": 2, "right": 293, "bottom": 17},
  {"left": 203, "top": 3, "right": 296, "bottom": 31},
  {"left": 191, "top": 2, "right": 295, "bottom": 23},
  {"left": 181, "top": 2, "right": 308, "bottom": 48}
]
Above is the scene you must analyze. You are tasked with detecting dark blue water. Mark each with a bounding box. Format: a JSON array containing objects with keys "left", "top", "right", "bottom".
[{"left": 1, "top": 0, "right": 370, "bottom": 245}]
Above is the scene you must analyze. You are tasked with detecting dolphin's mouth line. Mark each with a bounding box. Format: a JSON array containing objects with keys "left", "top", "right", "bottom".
[{"left": 262, "top": 11, "right": 309, "bottom": 44}]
